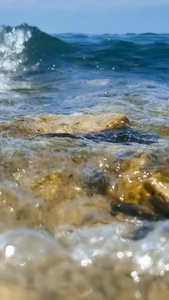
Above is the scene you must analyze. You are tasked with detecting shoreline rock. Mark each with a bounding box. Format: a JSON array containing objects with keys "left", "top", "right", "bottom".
[{"left": 0, "top": 113, "right": 130, "bottom": 137}]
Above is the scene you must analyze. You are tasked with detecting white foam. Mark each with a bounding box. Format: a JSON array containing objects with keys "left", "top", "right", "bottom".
[{"left": 0, "top": 26, "right": 31, "bottom": 72}]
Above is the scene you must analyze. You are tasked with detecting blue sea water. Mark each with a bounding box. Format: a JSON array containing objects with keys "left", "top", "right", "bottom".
[{"left": 0, "top": 24, "right": 169, "bottom": 134}]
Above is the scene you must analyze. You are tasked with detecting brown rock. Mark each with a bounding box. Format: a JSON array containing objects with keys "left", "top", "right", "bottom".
[
  {"left": 108, "top": 153, "right": 169, "bottom": 220},
  {"left": 0, "top": 113, "right": 129, "bottom": 137}
]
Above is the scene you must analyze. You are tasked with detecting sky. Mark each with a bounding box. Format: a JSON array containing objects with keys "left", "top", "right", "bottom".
[{"left": 0, "top": 0, "right": 168, "bottom": 34}]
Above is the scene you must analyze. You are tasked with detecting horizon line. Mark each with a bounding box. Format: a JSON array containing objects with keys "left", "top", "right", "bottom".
[{"left": 1, "top": 23, "right": 169, "bottom": 36}]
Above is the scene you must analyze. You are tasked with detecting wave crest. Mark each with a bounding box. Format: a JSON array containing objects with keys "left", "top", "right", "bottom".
[
  {"left": 0, "top": 24, "right": 32, "bottom": 72},
  {"left": 0, "top": 24, "right": 69, "bottom": 74}
]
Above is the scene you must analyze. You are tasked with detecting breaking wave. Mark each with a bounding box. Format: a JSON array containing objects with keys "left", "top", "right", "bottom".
[
  {"left": 1, "top": 24, "right": 169, "bottom": 75},
  {"left": 0, "top": 24, "right": 69, "bottom": 74},
  {"left": 1, "top": 23, "right": 169, "bottom": 76}
]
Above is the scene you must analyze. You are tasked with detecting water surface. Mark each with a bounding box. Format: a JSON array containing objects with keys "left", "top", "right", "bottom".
[{"left": 1, "top": 24, "right": 169, "bottom": 299}]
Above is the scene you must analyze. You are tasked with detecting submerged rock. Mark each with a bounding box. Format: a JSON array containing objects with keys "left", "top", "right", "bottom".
[
  {"left": 109, "top": 152, "right": 169, "bottom": 220},
  {"left": 1, "top": 130, "right": 169, "bottom": 230},
  {"left": 0, "top": 113, "right": 129, "bottom": 137},
  {"left": 1, "top": 114, "right": 169, "bottom": 299},
  {"left": 0, "top": 223, "right": 169, "bottom": 299}
]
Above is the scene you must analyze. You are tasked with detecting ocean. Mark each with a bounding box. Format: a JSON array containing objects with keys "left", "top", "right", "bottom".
[{"left": 1, "top": 24, "right": 169, "bottom": 299}]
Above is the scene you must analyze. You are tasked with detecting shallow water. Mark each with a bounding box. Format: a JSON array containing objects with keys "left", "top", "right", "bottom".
[{"left": 1, "top": 24, "right": 169, "bottom": 299}]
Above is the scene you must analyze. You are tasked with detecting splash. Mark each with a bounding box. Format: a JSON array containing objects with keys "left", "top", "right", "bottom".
[
  {"left": 0, "top": 24, "right": 69, "bottom": 75},
  {"left": 0, "top": 24, "right": 32, "bottom": 73}
]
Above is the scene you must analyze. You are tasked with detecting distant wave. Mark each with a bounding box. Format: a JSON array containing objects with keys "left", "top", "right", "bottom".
[{"left": 0, "top": 23, "right": 169, "bottom": 74}]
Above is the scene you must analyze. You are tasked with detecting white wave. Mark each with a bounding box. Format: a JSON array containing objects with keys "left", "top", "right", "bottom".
[{"left": 0, "top": 26, "right": 31, "bottom": 72}]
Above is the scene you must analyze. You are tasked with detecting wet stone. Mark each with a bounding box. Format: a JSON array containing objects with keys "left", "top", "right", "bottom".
[
  {"left": 0, "top": 222, "right": 168, "bottom": 299},
  {"left": 1, "top": 134, "right": 169, "bottom": 229},
  {"left": 1, "top": 113, "right": 169, "bottom": 299},
  {"left": 106, "top": 152, "right": 169, "bottom": 220},
  {"left": 85, "top": 169, "right": 107, "bottom": 195},
  {"left": 0, "top": 113, "right": 130, "bottom": 137}
]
